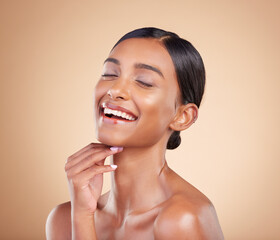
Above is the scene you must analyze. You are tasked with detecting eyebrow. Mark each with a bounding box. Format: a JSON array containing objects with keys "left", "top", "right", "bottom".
[
  {"left": 134, "top": 63, "right": 164, "bottom": 78},
  {"left": 104, "top": 58, "right": 120, "bottom": 65},
  {"left": 103, "top": 57, "right": 164, "bottom": 78}
]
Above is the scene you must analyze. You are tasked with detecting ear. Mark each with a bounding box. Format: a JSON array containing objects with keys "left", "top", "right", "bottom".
[{"left": 169, "top": 103, "right": 198, "bottom": 131}]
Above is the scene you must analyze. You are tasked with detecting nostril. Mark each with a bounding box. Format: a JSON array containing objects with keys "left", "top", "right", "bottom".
[
  {"left": 107, "top": 90, "right": 113, "bottom": 98},
  {"left": 107, "top": 89, "right": 129, "bottom": 101},
  {"left": 106, "top": 82, "right": 130, "bottom": 101}
]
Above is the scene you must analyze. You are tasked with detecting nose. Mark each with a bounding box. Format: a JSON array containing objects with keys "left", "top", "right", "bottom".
[{"left": 107, "top": 79, "right": 130, "bottom": 101}]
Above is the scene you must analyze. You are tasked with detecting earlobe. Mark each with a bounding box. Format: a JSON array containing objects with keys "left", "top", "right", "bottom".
[{"left": 169, "top": 103, "right": 198, "bottom": 131}]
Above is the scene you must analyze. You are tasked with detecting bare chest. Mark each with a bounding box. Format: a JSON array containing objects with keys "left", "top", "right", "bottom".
[{"left": 94, "top": 208, "right": 159, "bottom": 240}]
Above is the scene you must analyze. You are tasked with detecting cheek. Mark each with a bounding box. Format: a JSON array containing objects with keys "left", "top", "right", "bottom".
[
  {"left": 93, "top": 81, "right": 178, "bottom": 147},
  {"left": 136, "top": 88, "right": 176, "bottom": 131},
  {"left": 93, "top": 81, "right": 108, "bottom": 112},
  {"left": 145, "top": 85, "right": 177, "bottom": 116}
]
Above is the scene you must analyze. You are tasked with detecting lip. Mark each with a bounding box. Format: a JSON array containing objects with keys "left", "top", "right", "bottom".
[{"left": 100, "top": 102, "right": 138, "bottom": 119}]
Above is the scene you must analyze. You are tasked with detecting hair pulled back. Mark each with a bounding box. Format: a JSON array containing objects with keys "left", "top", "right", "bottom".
[{"left": 112, "top": 27, "right": 205, "bottom": 149}]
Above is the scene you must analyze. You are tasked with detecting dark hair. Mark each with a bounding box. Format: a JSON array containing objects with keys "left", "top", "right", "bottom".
[{"left": 112, "top": 27, "right": 205, "bottom": 150}]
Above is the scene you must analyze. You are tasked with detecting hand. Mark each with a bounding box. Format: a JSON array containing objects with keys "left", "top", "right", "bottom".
[{"left": 65, "top": 143, "right": 123, "bottom": 216}]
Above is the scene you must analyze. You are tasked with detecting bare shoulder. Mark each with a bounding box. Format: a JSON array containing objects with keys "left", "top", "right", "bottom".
[
  {"left": 45, "top": 201, "right": 71, "bottom": 240},
  {"left": 154, "top": 174, "right": 224, "bottom": 240},
  {"left": 45, "top": 192, "right": 109, "bottom": 240}
]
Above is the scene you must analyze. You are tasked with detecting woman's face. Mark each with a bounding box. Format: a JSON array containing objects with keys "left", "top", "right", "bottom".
[{"left": 94, "top": 38, "right": 181, "bottom": 147}]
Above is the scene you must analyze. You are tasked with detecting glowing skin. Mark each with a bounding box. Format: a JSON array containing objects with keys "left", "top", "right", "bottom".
[
  {"left": 46, "top": 38, "right": 224, "bottom": 240},
  {"left": 94, "top": 38, "right": 181, "bottom": 148}
]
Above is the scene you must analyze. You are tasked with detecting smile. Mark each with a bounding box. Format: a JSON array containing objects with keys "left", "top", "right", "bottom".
[{"left": 100, "top": 102, "right": 138, "bottom": 123}]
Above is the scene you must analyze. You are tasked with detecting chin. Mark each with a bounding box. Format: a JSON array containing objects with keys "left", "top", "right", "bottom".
[
  {"left": 95, "top": 124, "right": 167, "bottom": 148},
  {"left": 96, "top": 133, "right": 127, "bottom": 147}
]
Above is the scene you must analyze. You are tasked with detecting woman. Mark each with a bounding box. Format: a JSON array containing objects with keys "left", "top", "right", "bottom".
[{"left": 46, "top": 27, "right": 224, "bottom": 239}]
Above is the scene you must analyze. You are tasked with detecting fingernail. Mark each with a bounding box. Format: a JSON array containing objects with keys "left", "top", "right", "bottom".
[
  {"left": 110, "top": 164, "right": 118, "bottom": 169},
  {"left": 110, "top": 146, "right": 123, "bottom": 152}
]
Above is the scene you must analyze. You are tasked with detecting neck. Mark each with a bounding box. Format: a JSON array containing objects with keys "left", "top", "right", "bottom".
[{"left": 105, "top": 142, "right": 169, "bottom": 218}]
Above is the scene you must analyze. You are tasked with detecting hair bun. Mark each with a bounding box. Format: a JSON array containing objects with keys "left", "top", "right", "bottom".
[{"left": 167, "top": 131, "right": 181, "bottom": 150}]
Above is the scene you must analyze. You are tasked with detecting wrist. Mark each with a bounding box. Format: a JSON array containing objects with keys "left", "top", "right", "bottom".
[
  {"left": 72, "top": 209, "right": 95, "bottom": 220},
  {"left": 71, "top": 203, "right": 96, "bottom": 217}
]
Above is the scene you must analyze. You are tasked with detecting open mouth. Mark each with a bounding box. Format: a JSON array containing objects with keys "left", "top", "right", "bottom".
[{"left": 100, "top": 103, "right": 138, "bottom": 122}]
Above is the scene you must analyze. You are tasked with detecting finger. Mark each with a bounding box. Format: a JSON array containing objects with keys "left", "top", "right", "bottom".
[
  {"left": 72, "top": 164, "right": 118, "bottom": 189},
  {"left": 65, "top": 145, "right": 108, "bottom": 171},
  {"left": 66, "top": 147, "right": 120, "bottom": 176},
  {"left": 67, "top": 142, "right": 107, "bottom": 162},
  {"left": 96, "top": 159, "right": 105, "bottom": 166},
  {"left": 66, "top": 147, "right": 122, "bottom": 177}
]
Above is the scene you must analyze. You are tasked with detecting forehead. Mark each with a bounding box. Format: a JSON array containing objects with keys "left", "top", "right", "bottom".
[{"left": 108, "top": 38, "right": 176, "bottom": 78}]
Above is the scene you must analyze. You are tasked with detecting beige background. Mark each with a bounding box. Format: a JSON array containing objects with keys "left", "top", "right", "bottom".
[{"left": 0, "top": 0, "right": 279, "bottom": 239}]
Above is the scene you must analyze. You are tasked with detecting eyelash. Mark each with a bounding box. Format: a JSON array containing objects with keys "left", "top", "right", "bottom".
[
  {"left": 136, "top": 80, "right": 153, "bottom": 88},
  {"left": 101, "top": 74, "right": 153, "bottom": 88},
  {"left": 101, "top": 74, "right": 118, "bottom": 78}
]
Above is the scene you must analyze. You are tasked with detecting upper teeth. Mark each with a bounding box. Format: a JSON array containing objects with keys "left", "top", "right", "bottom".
[{"left": 103, "top": 106, "right": 136, "bottom": 121}]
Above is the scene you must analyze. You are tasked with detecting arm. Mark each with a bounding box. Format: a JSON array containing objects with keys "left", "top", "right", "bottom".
[
  {"left": 71, "top": 211, "right": 96, "bottom": 240},
  {"left": 46, "top": 143, "right": 123, "bottom": 240}
]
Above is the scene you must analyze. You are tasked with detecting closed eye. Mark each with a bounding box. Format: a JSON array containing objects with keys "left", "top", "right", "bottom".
[
  {"left": 136, "top": 80, "right": 153, "bottom": 88},
  {"left": 102, "top": 74, "right": 118, "bottom": 77}
]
